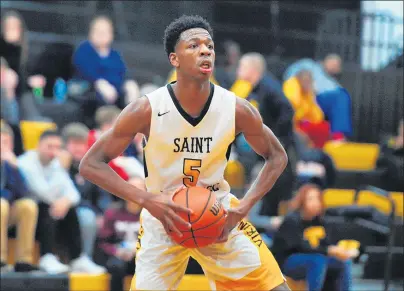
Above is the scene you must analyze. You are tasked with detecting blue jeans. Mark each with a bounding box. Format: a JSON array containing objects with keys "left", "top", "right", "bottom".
[
  {"left": 316, "top": 88, "right": 352, "bottom": 136},
  {"left": 76, "top": 206, "right": 97, "bottom": 257},
  {"left": 283, "top": 253, "right": 352, "bottom": 291}
]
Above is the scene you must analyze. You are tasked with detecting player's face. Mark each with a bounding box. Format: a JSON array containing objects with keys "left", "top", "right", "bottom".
[{"left": 170, "top": 28, "right": 215, "bottom": 80}]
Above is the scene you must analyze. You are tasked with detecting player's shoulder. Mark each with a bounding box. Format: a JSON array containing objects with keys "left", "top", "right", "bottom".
[{"left": 144, "top": 84, "right": 170, "bottom": 100}]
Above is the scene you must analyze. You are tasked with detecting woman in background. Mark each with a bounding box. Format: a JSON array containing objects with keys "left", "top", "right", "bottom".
[{"left": 271, "top": 184, "right": 357, "bottom": 291}]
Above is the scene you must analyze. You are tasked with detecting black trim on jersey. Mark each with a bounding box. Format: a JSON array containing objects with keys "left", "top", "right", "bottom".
[
  {"left": 167, "top": 82, "right": 214, "bottom": 127},
  {"left": 142, "top": 137, "right": 148, "bottom": 178},
  {"left": 225, "top": 143, "right": 232, "bottom": 161}
]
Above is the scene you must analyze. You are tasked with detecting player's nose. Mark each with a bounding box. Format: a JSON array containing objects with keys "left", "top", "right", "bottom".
[{"left": 200, "top": 44, "right": 211, "bottom": 56}]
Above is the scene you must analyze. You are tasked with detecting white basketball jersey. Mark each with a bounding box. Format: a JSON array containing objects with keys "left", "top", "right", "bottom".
[{"left": 143, "top": 83, "right": 236, "bottom": 199}]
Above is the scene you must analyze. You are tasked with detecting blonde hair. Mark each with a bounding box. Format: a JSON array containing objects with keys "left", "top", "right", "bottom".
[
  {"left": 95, "top": 105, "right": 121, "bottom": 127},
  {"left": 62, "top": 122, "right": 89, "bottom": 142}
]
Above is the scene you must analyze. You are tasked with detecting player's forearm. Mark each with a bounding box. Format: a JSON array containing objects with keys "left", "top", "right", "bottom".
[
  {"left": 79, "top": 158, "right": 147, "bottom": 206},
  {"left": 243, "top": 148, "right": 288, "bottom": 206}
]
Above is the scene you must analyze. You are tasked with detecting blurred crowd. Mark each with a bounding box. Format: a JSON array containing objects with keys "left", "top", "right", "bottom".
[{"left": 1, "top": 11, "right": 403, "bottom": 291}]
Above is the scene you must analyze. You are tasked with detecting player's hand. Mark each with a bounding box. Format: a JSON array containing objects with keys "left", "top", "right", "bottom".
[
  {"left": 216, "top": 199, "right": 251, "bottom": 243},
  {"left": 142, "top": 189, "right": 193, "bottom": 237}
]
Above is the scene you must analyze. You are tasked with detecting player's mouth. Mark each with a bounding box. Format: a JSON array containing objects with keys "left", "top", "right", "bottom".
[{"left": 199, "top": 60, "right": 213, "bottom": 74}]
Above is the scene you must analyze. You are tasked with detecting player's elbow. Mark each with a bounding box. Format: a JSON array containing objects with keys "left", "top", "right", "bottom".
[
  {"left": 269, "top": 145, "right": 288, "bottom": 172},
  {"left": 78, "top": 155, "right": 93, "bottom": 179}
]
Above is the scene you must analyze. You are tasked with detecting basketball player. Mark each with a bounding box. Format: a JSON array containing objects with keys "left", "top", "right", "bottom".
[{"left": 80, "top": 15, "right": 290, "bottom": 291}]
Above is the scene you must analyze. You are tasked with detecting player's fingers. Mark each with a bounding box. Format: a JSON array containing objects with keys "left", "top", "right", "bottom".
[
  {"left": 165, "top": 217, "right": 183, "bottom": 237},
  {"left": 169, "top": 202, "right": 194, "bottom": 214},
  {"left": 168, "top": 210, "right": 192, "bottom": 229}
]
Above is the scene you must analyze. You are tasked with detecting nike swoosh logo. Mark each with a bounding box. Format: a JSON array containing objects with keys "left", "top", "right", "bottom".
[{"left": 158, "top": 111, "right": 170, "bottom": 117}]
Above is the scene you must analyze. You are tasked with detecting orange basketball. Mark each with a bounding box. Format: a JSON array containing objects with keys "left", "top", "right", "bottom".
[{"left": 170, "top": 186, "right": 226, "bottom": 248}]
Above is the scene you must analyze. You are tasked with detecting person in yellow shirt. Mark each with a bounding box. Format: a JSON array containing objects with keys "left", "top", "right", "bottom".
[
  {"left": 283, "top": 70, "right": 324, "bottom": 125},
  {"left": 283, "top": 70, "right": 331, "bottom": 148}
]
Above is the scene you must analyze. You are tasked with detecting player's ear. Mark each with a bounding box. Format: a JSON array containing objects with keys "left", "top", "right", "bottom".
[{"left": 169, "top": 52, "right": 179, "bottom": 68}]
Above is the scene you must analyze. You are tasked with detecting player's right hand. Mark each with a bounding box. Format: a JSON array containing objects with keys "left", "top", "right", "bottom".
[{"left": 142, "top": 193, "right": 193, "bottom": 237}]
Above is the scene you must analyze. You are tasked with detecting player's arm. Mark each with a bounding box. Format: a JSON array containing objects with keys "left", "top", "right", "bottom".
[
  {"left": 79, "top": 97, "right": 151, "bottom": 205},
  {"left": 235, "top": 97, "right": 288, "bottom": 208},
  {"left": 79, "top": 97, "right": 192, "bottom": 235}
]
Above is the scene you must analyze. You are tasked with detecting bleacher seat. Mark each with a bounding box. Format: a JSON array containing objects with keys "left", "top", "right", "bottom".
[
  {"left": 19, "top": 120, "right": 57, "bottom": 151},
  {"left": 323, "top": 189, "right": 356, "bottom": 208},
  {"left": 323, "top": 141, "right": 379, "bottom": 171}
]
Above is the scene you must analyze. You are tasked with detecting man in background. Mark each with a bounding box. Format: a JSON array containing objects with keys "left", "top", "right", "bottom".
[
  {"left": 1, "top": 122, "right": 39, "bottom": 273},
  {"left": 18, "top": 130, "right": 105, "bottom": 274}
]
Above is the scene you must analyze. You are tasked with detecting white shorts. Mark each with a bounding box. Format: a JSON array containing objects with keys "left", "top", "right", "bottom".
[{"left": 132, "top": 193, "right": 284, "bottom": 290}]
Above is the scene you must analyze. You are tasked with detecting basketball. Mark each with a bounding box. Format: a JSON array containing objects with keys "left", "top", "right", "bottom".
[{"left": 170, "top": 186, "right": 226, "bottom": 248}]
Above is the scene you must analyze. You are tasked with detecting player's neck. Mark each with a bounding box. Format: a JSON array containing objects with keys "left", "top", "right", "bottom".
[{"left": 173, "top": 76, "right": 211, "bottom": 105}]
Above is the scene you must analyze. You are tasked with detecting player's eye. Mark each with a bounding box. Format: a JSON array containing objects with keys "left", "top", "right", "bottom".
[
  {"left": 208, "top": 44, "right": 214, "bottom": 50},
  {"left": 189, "top": 44, "right": 198, "bottom": 49}
]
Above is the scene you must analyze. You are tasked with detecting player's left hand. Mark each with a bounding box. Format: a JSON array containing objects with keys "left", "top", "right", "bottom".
[{"left": 216, "top": 200, "right": 252, "bottom": 243}]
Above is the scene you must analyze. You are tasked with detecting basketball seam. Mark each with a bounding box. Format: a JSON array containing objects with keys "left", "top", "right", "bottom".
[
  {"left": 180, "top": 211, "right": 226, "bottom": 232},
  {"left": 186, "top": 187, "right": 199, "bottom": 247},
  {"left": 191, "top": 190, "right": 212, "bottom": 224},
  {"left": 179, "top": 235, "right": 220, "bottom": 246}
]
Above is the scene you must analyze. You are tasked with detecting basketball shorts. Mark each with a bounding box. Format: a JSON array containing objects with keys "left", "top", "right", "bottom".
[{"left": 132, "top": 193, "right": 285, "bottom": 290}]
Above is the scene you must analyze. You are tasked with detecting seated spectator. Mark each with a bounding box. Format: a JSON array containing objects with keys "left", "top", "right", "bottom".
[
  {"left": 376, "top": 119, "right": 404, "bottom": 192},
  {"left": 272, "top": 184, "right": 357, "bottom": 291},
  {"left": 1, "top": 10, "right": 46, "bottom": 97},
  {"left": 60, "top": 123, "right": 101, "bottom": 259},
  {"left": 97, "top": 177, "right": 144, "bottom": 291},
  {"left": 283, "top": 70, "right": 331, "bottom": 148},
  {"left": 283, "top": 54, "right": 352, "bottom": 140},
  {"left": 17, "top": 130, "right": 105, "bottom": 274},
  {"left": 73, "top": 15, "right": 126, "bottom": 113},
  {"left": 1, "top": 122, "right": 39, "bottom": 272},
  {"left": 1, "top": 57, "right": 19, "bottom": 126},
  {"left": 89, "top": 105, "right": 144, "bottom": 181},
  {"left": 233, "top": 52, "right": 295, "bottom": 216},
  {"left": 295, "top": 131, "right": 336, "bottom": 189}
]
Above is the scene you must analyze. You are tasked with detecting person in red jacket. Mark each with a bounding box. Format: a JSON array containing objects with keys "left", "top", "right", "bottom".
[{"left": 88, "top": 105, "right": 129, "bottom": 181}]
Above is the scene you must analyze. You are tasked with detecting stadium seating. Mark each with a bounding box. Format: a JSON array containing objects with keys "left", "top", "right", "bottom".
[
  {"left": 19, "top": 120, "right": 57, "bottom": 151},
  {"left": 323, "top": 141, "right": 379, "bottom": 171}
]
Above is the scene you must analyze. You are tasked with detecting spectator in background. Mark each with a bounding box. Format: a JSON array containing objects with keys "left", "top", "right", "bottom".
[
  {"left": 73, "top": 15, "right": 126, "bottom": 111},
  {"left": 0, "top": 10, "right": 46, "bottom": 99},
  {"left": 376, "top": 119, "right": 404, "bottom": 192},
  {"left": 17, "top": 130, "right": 105, "bottom": 274},
  {"left": 283, "top": 70, "right": 331, "bottom": 148},
  {"left": 0, "top": 122, "right": 39, "bottom": 272},
  {"left": 295, "top": 131, "right": 336, "bottom": 189},
  {"left": 283, "top": 54, "right": 352, "bottom": 140},
  {"left": 233, "top": 52, "right": 296, "bottom": 216},
  {"left": 97, "top": 177, "right": 144, "bottom": 291},
  {"left": 60, "top": 123, "right": 101, "bottom": 259},
  {"left": 1, "top": 57, "right": 20, "bottom": 126},
  {"left": 272, "top": 184, "right": 356, "bottom": 291},
  {"left": 215, "top": 40, "right": 241, "bottom": 88}
]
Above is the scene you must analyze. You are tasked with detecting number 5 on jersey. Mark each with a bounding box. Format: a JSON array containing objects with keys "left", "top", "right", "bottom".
[{"left": 183, "top": 158, "right": 202, "bottom": 187}]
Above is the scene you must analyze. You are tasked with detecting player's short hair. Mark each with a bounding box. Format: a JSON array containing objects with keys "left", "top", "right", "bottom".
[
  {"left": 39, "top": 129, "right": 60, "bottom": 141},
  {"left": 62, "top": 122, "right": 89, "bottom": 142},
  {"left": 0, "top": 121, "right": 14, "bottom": 139},
  {"left": 95, "top": 105, "right": 121, "bottom": 127},
  {"left": 163, "top": 15, "right": 213, "bottom": 58}
]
